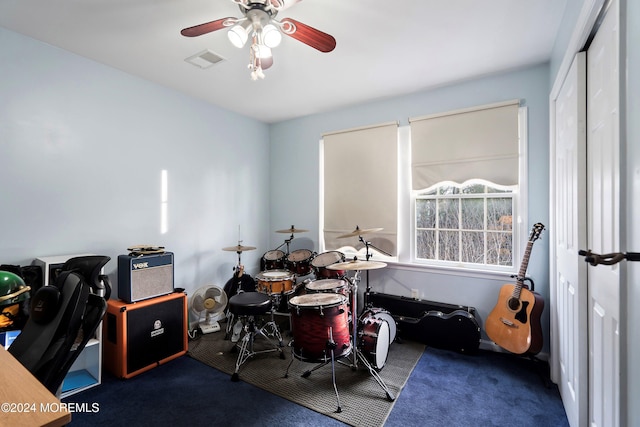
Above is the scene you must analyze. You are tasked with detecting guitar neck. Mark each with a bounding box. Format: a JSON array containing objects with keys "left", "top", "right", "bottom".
[{"left": 513, "top": 240, "right": 534, "bottom": 299}]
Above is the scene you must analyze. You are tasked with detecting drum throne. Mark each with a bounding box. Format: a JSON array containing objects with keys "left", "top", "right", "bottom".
[{"left": 228, "top": 291, "right": 284, "bottom": 381}]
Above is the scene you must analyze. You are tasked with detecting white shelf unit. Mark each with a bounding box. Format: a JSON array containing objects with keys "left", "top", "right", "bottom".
[{"left": 32, "top": 254, "right": 104, "bottom": 398}]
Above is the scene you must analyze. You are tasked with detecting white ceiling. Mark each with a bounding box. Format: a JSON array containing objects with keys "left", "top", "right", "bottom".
[{"left": 0, "top": 0, "right": 566, "bottom": 123}]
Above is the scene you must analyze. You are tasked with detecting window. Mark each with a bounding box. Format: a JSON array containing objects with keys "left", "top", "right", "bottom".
[
  {"left": 409, "top": 100, "right": 525, "bottom": 272},
  {"left": 319, "top": 100, "right": 526, "bottom": 273},
  {"left": 321, "top": 122, "right": 398, "bottom": 259},
  {"left": 415, "top": 181, "right": 515, "bottom": 267}
]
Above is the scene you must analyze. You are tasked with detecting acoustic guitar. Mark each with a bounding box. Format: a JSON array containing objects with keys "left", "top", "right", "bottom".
[{"left": 485, "top": 223, "right": 545, "bottom": 355}]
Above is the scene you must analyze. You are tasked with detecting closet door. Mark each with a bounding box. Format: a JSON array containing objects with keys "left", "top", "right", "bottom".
[
  {"left": 586, "top": 0, "right": 621, "bottom": 425},
  {"left": 553, "top": 51, "right": 588, "bottom": 427}
]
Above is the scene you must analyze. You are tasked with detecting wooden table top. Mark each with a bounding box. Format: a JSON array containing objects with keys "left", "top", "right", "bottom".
[{"left": 0, "top": 346, "right": 72, "bottom": 427}]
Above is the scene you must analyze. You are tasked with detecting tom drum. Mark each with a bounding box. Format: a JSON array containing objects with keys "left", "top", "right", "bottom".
[
  {"left": 261, "top": 250, "right": 285, "bottom": 270},
  {"left": 285, "top": 249, "right": 314, "bottom": 276},
  {"left": 310, "top": 251, "right": 346, "bottom": 279}
]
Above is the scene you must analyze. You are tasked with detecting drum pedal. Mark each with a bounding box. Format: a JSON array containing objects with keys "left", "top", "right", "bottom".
[{"left": 231, "top": 320, "right": 243, "bottom": 343}]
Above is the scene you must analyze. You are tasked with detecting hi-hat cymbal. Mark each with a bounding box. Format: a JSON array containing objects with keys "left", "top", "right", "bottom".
[
  {"left": 327, "top": 259, "right": 387, "bottom": 271},
  {"left": 337, "top": 226, "right": 383, "bottom": 239},
  {"left": 222, "top": 245, "right": 257, "bottom": 252},
  {"left": 276, "top": 226, "right": 309, "bottom": 234}
]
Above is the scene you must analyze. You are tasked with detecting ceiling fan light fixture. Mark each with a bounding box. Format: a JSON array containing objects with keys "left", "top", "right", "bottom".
[
  {"left": 228, "top": 24, "right": 249, "bottom": 48},
  {"left": 250, "top": 67, "right": 265, "bottom": 80},
  {"left": 262, "top": 24, "right": 282, "bottom": 48},
  {"left": 253, "top": 43, "right": 272, "bottom": 59}
]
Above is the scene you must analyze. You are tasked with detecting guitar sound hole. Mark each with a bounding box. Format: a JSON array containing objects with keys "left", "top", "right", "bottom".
[{"left": 507, "top": 297, "right": 521, "bottom": 311}]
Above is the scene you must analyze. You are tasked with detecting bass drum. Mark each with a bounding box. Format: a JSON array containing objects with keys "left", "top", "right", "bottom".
[
  {"left": 360, "top": 307, "right": 397, "bottom": 344},
  {"left": 358, "top": 313, "right": 390, "bottom": 371},
  {"left": 261, "top": 250, "right": 285, "bottom": 270},
  {"left": 288, "top": 293, "right": 351, "bottom": 362}
]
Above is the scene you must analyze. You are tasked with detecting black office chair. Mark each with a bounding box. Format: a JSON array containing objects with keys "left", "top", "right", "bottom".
[{"left": 8, "top": 255, "right": 111, "bottom": 396}]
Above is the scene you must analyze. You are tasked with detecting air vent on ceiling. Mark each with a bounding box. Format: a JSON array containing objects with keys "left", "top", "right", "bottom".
[{"left": 185, "top": 50, "right": 225, "bottom": 69}]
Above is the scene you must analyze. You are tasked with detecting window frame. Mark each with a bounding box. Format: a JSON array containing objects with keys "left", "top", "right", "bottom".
[
  {"left": 413, "top": 180, "right": 518, "bottom": 271},
  {"left": 408, "top": 106, "right": 528, "bottom": 276},
  {"left": 318, "top": 105, "right": 528, "bottom": 278}
]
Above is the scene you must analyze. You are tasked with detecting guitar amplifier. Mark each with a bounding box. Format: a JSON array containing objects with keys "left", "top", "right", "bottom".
[
  {"left": 118, "top": 252, "right": 174, "bottom": 303},
  {"left": 367, "top": 292, "right": 481, "bottom": 354},
  {"left": 103, "top": 292, "right": 188, "bottom": 379}
]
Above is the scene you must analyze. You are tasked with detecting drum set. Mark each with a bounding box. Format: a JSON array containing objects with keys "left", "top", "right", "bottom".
[{"left": 221, "top": 225, "right": 397, "bottom": 407}]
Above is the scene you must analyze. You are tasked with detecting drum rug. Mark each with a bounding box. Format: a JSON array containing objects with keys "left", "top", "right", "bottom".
[{"left": 188, "top": 322, "right": 425, "bottom": 427}]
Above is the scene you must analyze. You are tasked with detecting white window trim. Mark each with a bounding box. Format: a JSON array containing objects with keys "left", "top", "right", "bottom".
[
  {"left": 318, "top": 106, "right": 528, "bottom": 279},
  {"left": 407, "top": 106, "right": 528, "bottom": 276}
]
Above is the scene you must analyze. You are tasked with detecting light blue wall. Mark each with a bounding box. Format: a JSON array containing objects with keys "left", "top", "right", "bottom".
[
  {"left": 269, "top": 64, "right": 552, "bottom": 350},
  {"left": 550, "top": 0, "right": 585, "bottom": 80},
  {"left": 0, "top": 27, "right": 271, "bottom": 296}
]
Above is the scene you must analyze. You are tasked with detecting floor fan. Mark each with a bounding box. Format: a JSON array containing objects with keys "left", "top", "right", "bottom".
[{"left": 190, "top": 285, "right": 228, "bottom": 334}]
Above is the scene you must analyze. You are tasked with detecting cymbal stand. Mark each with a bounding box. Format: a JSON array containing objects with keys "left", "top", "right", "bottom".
[
  {"left": 358, "top": 236, "right": 392, "bottom": 311},
  {"left": 274, "top": 232, "right": 295, "bottom": 255},
  {"left": 344, "top": 270, "right": 396, "bottom": 402},
  {"left": 226, "top": 243, "right": 246, "bottom": 337}
]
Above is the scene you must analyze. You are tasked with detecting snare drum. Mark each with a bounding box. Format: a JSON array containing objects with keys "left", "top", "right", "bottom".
[
  {"left": 285, "top": 249, "right": 314, "bottom": 276},
  {"left": 305, "top": 278, "right": 350, "bottom": 297},
  {"left": 358, "top": 312, "right": 391, "bottom": 371},
  {"left": 256, "top": 270, "right": 296, "bottom": 295},
  {"left": 288, "top": 293, "right": 352, "bottom": 362},
  {"left": 360, "top": 307, "right": 397, "bottom": 343},
  {"left": 261, "top": 250, "right": 285, "bottom": 270},
  {"left": 311, "top": 251, "right": 346, "bottom": 279}
]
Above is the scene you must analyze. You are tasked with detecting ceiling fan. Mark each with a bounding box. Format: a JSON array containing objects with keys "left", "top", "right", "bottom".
[{"left": 181, "top": 0, "right": 336, "bottom": 80}]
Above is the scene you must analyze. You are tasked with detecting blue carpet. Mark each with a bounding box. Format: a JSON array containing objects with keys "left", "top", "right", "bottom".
[
  {"left": 387, "top": 347, "right": 569, "bottom": 426},
  {"left": 65, "top": 356, "right": 346, "bottom": 426},
  {"left": 64, "top": 346, "right": 568, "bottom": 426}
]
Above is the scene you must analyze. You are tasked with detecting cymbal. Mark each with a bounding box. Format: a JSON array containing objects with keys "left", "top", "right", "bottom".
[
  {"left": 337, "top": 226, "right": 383, "bottom": 239},
  {"left": 222, "top": 245, "right": 257, "bottom": 252},
  {"left": 327, "top": 259, "right": 387, "bottom": 271},
  {"left": 276, "top": 226, "right": 309, "bottom": 234}
]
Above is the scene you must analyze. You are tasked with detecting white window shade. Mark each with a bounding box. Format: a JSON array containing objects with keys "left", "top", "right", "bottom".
[
  {"left": 322, "top": 122, "right": 398, "bottom": 256},
  {"left": 409, "top": 101, "right": 520, "bottom": 191}
]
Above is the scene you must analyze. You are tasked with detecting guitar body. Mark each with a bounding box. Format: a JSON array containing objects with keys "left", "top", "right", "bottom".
[{"left": 485, "top": 284, "right": 544, "bottom": 355}]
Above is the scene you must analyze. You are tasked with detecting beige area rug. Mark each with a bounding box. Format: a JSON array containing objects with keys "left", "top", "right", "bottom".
[{"left": 188, "top": 322, "right": 425, "bottom": 427}]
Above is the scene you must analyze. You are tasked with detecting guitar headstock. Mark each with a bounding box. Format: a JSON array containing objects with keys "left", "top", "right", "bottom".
[{"left": 529, "top": 223, "right": 545, "bottom": 242}]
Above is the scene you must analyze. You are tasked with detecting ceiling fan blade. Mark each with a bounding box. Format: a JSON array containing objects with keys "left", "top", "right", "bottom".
[
  {"left": 181, "top": 18, "right": 234, "bottom": 37},
  {"left": 280, "top": 18, "right": 336, "bottom": 53}
]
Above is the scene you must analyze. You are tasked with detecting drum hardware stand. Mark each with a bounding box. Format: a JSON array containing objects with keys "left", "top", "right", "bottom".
[
  {"left": 327, "top": 327, "right": 343, "bottom": 413},
  {"left": 344, "top": 270, "right": 396, "bottom": 401},
  {"left": 273, "top": 225, "right": 308, "bottom": 255},
  {"left": 274, "top": 235, "right": 293, "bottom": 256},
  {"left": 358, "top": 236, "right": 392, "bottom": 311},
  {"left": 284, "top": 327, "right": 344, "bottom": 413},
  {"left": 223, "top": 241, "right": 256, "bottom": 339},
  {"left": 231, "top": 311, "right": 285, "bottom": 382}
]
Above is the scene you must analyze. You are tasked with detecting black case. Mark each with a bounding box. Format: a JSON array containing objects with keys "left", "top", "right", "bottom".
[{"left": 367, "top": 292, "right": 481, "bottom": 354}]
